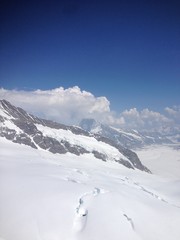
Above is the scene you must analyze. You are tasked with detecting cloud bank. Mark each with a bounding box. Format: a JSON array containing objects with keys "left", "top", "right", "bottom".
[
  {"left": 0, "top": 87, "right": 111, "bottom": 125},
  {"left": 0, "top": 86, "right": 179, "bottom": 133}
]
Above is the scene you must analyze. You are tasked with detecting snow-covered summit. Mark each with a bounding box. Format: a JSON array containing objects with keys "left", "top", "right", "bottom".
[{"left": 80, "top": 118, "right": 174, "bottom": 149}]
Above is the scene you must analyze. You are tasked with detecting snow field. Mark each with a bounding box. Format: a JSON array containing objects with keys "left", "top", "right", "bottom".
[{"left": 0, "top": 138, "right": 180, "bottom": 240}]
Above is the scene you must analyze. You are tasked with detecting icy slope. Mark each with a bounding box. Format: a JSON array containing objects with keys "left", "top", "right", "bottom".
[{"left": 0, "top": 138, "right": 180, "bottom": 240}]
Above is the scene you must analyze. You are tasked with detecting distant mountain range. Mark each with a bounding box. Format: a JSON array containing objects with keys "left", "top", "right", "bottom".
[
  {"left": 80, "top": 118, "right": 179, "bottom": 149},
  {"left": 0, "top": 99, "right": 150, "bottom": 172}
]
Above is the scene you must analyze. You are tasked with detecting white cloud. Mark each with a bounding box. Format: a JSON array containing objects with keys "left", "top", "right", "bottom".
[
  {"left": 165, "top": 107, "right": 177, "bottom": 116},
  {"left": 0, "top": 86, "right": 179, "bottom": 133},
  {"left": 0, "top": 86, "right": 110, "bottom": 125},
  {"left": 120, "top": 108, "right": 173, "bottom": 131},
  {"left": 165, "top": 106, "right": 180, "bottom": 123}
]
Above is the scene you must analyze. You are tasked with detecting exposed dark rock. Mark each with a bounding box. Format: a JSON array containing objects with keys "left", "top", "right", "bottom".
[
  {"left": 33, "top": 135, "right": 67, "bottom": 153},
  {"left": 63, "top": 141, "right": 89, "bottom": 155},
  {"left": 116, "top": 159, "right": 134, "bottom": 169},
  {"left": 92, "top": 150, "right": 107, "bottom": 161},
  {"left": 0, "top": 128, "right": 16, "bottom": 140},
  {"left": 13, "top": 134, "right": 37, "bottom": 149},
  {"left": 12, "top": 120, "right": 39, "bottom": 135}
]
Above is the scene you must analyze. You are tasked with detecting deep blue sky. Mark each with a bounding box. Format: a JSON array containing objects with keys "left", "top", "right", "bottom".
[{"left": 0, "top": 0, "right": 180, "bottom": 112}]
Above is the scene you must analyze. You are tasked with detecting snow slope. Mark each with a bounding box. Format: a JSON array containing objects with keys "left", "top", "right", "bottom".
[
  {"left": 35, "top": 124, "right": 129, "bottom": 161},
  {"left": 0, "top": 137, "right": 180, "bottom": 240}
]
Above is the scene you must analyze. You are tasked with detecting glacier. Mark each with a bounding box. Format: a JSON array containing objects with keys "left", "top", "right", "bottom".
[{"left": 0, "top": 137, "right": 180, "bottom": 240}]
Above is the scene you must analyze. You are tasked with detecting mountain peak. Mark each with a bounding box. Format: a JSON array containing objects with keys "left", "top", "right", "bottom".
[
  {"left": 80, "top": 118, "right": 102, "bottom": 133},
  {"left": 80, "top": 118, "right": 173, "bottom": 149}
]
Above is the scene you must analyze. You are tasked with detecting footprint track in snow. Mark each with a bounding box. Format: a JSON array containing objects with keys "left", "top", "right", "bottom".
[
  {"left": 116, "top": 176, "right": 180, "bottom": 208},
  {"left": 72, "top": 187, "right": 108, "bottom": 234},
  {"left": 123, "top": 213, "right": 135, "bottom": 230}
]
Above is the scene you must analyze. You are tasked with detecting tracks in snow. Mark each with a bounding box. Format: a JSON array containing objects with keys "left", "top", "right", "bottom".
[
  {"left": 72, "top": 187, "right": 108, "bottom": 234},
  {"left": 72, "top": 186, "right": 138, "bottom": 239},
  {"left": 123, "top": 213, "right": 135, "bottom": 230},
  {"left": 118, "top": 176, "right": 180, "bottom": 209}
]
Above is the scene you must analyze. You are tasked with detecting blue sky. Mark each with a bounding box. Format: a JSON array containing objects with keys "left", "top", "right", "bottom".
[{"left": 0, "top": 0, "right": 180, "bottom": 112}]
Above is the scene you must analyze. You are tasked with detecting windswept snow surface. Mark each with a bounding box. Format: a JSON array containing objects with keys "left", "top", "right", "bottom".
[{"left": 0, "top": 138, "right": 180, "bottom": 240}]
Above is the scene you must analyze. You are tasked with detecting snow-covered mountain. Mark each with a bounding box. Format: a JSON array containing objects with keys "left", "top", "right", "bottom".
[
  {"left": 80, "top": 118, "right": 174, "bottom": 149},
  {"left": 0, "top": 99, "right": 149, "bottom": 172},
  {"left": 1, "top": 100, "right": 180, "bottom": 240}
]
